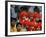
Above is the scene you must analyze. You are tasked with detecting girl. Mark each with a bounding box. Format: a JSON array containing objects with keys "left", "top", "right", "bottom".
[{"left": 10, "top": 20, "right": 17, "bottom": 32}]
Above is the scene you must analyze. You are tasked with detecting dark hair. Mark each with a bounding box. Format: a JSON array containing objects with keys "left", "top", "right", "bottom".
[
  {"left": 20, "top": 6, "right": 28, "bottom": 12},
  {"left": 16, "top": 22, "right": 22, "bottom": 27},
  {"left": 11, "top": 17, "right": 17, "bottom": 22},
  {"left": 36, "top": 19, "right": 42, "bottom": 23},
  {"left": 39, "top": 20, "right": 42, "bottom": 22},
  {"left": 11, "top": 20, "right": 15, "bottom": 28},
  {"left": 11, "top": 5, "right": 13, "bottom": 7},
  {"left": 34, "top": 6, "right": 40, "bottom": 13},
  {"left": 14, "top": 6, "right": 20, "bottom": 13}
]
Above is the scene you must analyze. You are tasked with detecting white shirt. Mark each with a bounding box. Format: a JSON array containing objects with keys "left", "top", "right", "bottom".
[{"left": 11, "top": 7, "right": 17, "bottom": 18}]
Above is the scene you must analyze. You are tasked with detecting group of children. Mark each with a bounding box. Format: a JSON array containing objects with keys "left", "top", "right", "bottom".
[{"left": 10, "top": 6, "right": 42, "bottom": 32}]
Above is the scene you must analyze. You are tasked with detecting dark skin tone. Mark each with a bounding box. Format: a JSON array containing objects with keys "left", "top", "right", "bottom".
[
  {"left": 11, "top": 20, "right": 15, "bottom": 28},
  {"left": 16, "top": 24, "right": 22, "bottom": 32},
  {"left": 20, "top": 6, "right": 28, "bottom": 12}
]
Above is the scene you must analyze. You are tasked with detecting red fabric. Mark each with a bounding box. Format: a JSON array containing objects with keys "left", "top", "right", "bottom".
[
  {"left": 19, "top": 18, "right": 25, "bottom": 24},
  {"left": 37, "top": 22, "right": 42, "bottom": 28},
  {"left": 28, "top": 12, "right": 33, "bottom": 17},
  {"left": 27, "top": 27, "right": 31, "bottom": 31},
  {"left": 24, "top": 20, "right": 31, "bottom": 26},
  {"left": 19, "top": 12, "right": 28, "bottom": 18},
  {"left": 33, "top": 12, "right": 41, "bottom": 18},
  {"left": 18, "top": 12, "right": 42, "bottom": 31}
]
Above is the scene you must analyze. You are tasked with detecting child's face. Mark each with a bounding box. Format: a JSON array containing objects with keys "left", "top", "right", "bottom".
[
  {"left": 12, "top": 21, "right": 15, "bottom": 25},
  {"left": 11, "top": 20, "right": 15, "bottom": 27},
  {"left": 17, "top": 24, "right": 22, "bottom": 31}
]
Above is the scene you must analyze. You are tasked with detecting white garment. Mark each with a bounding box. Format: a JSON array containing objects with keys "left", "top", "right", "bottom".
[
  {"left": 11, "top": 7, "right": 17, "bottom": 18},
  {"left": 28, "top": 6, "right": 34, "bottom": 12}
]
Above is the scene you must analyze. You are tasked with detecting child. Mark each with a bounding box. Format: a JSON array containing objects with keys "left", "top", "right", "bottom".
[
  {"left": 33, "top": 6, "right": 42, "bottom": 18},
  {"left": 33, "top": 6, "right": 42, "bottom": 31},
  {"left": 16, "top": 22, "right": 25, "bottom": 32},
  {"left": 18, "top": 6, "right": 28, "bottom": 19},
  {"left": 10, "top": 20, "right": 17, "bottom": 32}
]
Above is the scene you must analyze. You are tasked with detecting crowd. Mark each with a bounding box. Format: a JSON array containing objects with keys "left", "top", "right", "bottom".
[{"left": 10, "top": 6, "right": 42, "bottom": 32}]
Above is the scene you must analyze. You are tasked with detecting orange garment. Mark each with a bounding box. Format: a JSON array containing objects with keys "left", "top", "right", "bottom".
[{"left": 10, "top": 24, "right": 17, "bottom": 32}]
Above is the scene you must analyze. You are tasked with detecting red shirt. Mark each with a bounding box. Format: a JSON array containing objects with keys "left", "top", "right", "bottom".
[
  {"left": 33, "top": 12, "right": 42, "bottom": 18},
  {"left": 18, "top": 11, "right": 28, "bottom": 18}
]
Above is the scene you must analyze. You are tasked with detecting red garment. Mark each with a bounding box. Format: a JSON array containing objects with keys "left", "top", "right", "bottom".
[
  {"left": 27, "top": 27, "right": 31, "bottom": 31},
  {"left": 19, "top": 18, "right": 25, "bottom": 24},
  {"left": 18, "top": 12, "right": 28, "bottom": 18},
  {"left": 33, "top": 12, "right": 41, "bottom": 18},
  {"left": 28, "top": 12, "right": 33, "bottom": 17},
  {"left": 37, "top": 22, "right": 42, "bottom": 28},
  {"left": 30, "top": 21, "right": 36, "bottom": 27},
  {"left": 24, "top": 20, "right": 31, "bottom": 26},
  {"left": 30, "top": 19, "right": 38, "bottom": 28}
]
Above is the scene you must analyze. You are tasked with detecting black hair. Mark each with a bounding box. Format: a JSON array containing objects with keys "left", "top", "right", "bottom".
[
  {"left": 39, "top": 20, "right": 42, "bottom": 22},
  {"left": 20, "top": 6, "right": 28, "bottom": 12},
  {"left": 34, "top": 6, "right": 40, "bottom": 13},
  {"left": 36, "top": 19, "right": 42, "bottom": 23},
  {"left": 11, "top": 17, "right": 17, "bottom": 22},
  {"left": 14, "top": 6, "right": 20, "bottom": 13},
  {"left": 16, "top": 22, "right": 22, "bottom": 27},
  {"left": 11, "top": 5, "right": 13, "bottom": 7},
  {"left": 11, "top": 20, "right": 15, "bottom": 28}
]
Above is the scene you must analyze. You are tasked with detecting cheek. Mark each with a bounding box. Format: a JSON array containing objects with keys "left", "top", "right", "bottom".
[
  {"left": 19, "top": 27, "right": 21, "bottom": 28},
  {"left": 17, "top": 27, "right": 21, "bottom": 29}
]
